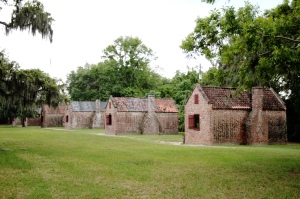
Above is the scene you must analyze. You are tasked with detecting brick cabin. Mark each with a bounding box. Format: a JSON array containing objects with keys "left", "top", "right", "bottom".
[
  {"left": 64, "top": 100, "right": 107, "bottom": 129},
  {"left": 105, "top": 95, "right": 178, "bottom": 135},
  {"left": 41, "top": 105, "right": 66, "bottom": 127},
  {"left": 185, "top": 84, "right": 287, "bottom": 145}
]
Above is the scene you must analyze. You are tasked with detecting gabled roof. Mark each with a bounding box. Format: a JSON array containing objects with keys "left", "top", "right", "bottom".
[
  {"left": 70, "top": 101, "right": 107, "bottom": 112},
  {"left": 195, "top": 84, "right": 285, "bottom": 110},
  {"left": 263, "top": 89, "right": 286, "bottom": 111},
  {"left": 111, "top": 97, "right": 178, "bottom": 113}
]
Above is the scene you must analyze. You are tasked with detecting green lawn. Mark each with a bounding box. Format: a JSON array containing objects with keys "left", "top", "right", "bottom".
[{"left": 0, "top": 126, "right": 299, "bottom": 198}]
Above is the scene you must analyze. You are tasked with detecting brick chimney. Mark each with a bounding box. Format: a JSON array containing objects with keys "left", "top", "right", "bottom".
[
  {"left": 92, "top": 99, "right": 102, "bottom": 128},
  {"left": 252, "top": 87, "right": 263, "bottom": 110},
  {"left": 95, "top": 99, "right": 101, "bottom": 114},
  {"left": 148, "top": 95, "right": 155, "bottom": 114},
  {"left": 246, "top": 87, "right": 268, "bottom": 144},
  {"left": 142, "top": 95, "right": 159, "bottom": 134}
]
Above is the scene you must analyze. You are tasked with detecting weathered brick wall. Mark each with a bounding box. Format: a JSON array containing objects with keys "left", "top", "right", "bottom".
[
  {"left": 265, "top": 111, "right": 287, "bottom": 143},
  {"left": 156, "top": 113, "right": 178, "bottom": 134},
  {"left": 115, "top": 112, "right": 145, "bottom": 134},
  {"left": 105, "top": 98, "right": 178, "bottom": 135},
  {"left": 70, "top": 112, "right": 95, "bottom": 128},
  {"left": 185, "top": 87, "right": 213, "bottom": 145},
  {"left": 41, "top": 105, "right": 65, "bottom": 128},
  {"left": 27, "top": 117, "right": 42, "bottom": 126},
  {"left": 43, "top": 114, "right": 64, "bottom": 127},
  {"left": 105, "top": 100, "right": 117, "bottom": 135},
  {"left": 211, "top": 110, "right": 249, "bottom": 144}
]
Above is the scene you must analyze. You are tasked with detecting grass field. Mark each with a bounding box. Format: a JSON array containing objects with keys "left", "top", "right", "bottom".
[{"left": 0, "top": 126, "right": 299, "bottom": 198}]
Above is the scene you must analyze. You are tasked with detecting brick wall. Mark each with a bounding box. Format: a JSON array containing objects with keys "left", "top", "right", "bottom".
[
  {"left": 185, "top": 87, "right": 213, "bottom": 144},
  {"left": 211, "top": 110, "right": 248, "bottom": 144},
  {"left": 70, "top": 112, "right": 95, "bottom": 129},
  {"left": 27, "top": 117, "right": 42, "bottom": 126},
  {"left": 157, "top": 113, "right": 178, "bottom": 134},
  {"left": 105, "top": 100, "right": 118, "bottom": 135},
  {"left": 42, "top": 114, "right": 64, "bottom": 127},
  {"left": 265, "top": 111, "right": 287, "bottom": 143},
  {"left": 105, "top": 98, "right": 178, "bottom": 135},
  {"left": 41, "top": 105, "right": 65, "bottom": 128}
]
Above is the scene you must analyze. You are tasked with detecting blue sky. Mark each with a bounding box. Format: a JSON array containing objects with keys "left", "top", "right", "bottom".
[{"left": 0, "top": 0, "right": 284, "bottom": 81}]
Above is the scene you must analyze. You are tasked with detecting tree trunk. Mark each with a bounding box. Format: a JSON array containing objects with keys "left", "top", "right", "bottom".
[{"left": 21, "top": 117, "right": 26, "bottom": 127}]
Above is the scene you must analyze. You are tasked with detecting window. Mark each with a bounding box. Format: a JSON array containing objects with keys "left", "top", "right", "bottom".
[
  {"left": 41, "top": 116, "right": 44, "bottom": 123},
  {"left": 106, "top": 114, "right": 112, "bottom": 125},
  {"left": 194, "top": 94, "right": 199, "bottom": 104},
  {"left": 188, "top": 114, "right": 200, "bottom": 130},
  {"left": 65, "top": 115, "right": 68, "bottom": 123},
  {"left": 109, "top": 102, "right": 111, "bottom": 109}
]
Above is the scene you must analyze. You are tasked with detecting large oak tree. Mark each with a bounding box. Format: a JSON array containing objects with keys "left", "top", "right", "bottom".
[
  {"left": 0, "top": 51, "right": 61, "bottom": 126},
  {"left": 67, "top": 36, "right": 163, "bottom": 100},
  {"left": 0, "top": 0, "right": 56, "bottom": 125},
  {"left": 181, "top": 0, "right": 300, "bottom": 141}
]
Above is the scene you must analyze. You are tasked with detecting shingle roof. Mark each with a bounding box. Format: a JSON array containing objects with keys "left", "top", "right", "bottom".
[
  {"left": 100, "top": 102, "right": 108, "bottom": 112},
  {"left": 200, "top": 86, "right": 251, "bottom": 109},
  {"left": 71, "top": 101, "right": 107, "bottom": 112},
  {"left": 111, "top": 97, "right": 178, "bottom": 113},
  {"left": 197, "top": 84, "right": 285, "bottom": 110},
  {"left": 263, "top": 89, "right": 286, "bottom": 111}
]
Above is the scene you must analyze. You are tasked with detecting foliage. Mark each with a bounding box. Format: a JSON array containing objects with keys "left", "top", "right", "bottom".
[
  {"left": 157, "top": 67, "right": 200, "bottom": 131},
  {"left": 1, "top": 127, "right": 300, "bottom": 198},
  {"left": 200, "top": 0, "right": 216, "bottom": 4},
  {"left": 181, "top": 0, "right": 300, "bottom": 141},
  {"left": 0, "top": 0, "right": 53, "bottom": 42},
  {"left": 67, "top": 36, "right": 164, "bottom": 101},
  {"left": 0, "top": 51, "right": 62, "bottom": 126}
]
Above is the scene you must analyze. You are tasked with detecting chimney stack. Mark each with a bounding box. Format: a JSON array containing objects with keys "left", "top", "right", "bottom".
[
  {"left": 252, "top": 87, "right": 263, "bottom": 111},
  {"left": 148, "top": 95, "right": 155, "bottom": 114}
]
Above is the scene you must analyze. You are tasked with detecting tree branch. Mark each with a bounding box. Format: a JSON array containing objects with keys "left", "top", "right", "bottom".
[
  {"left": 274, "top": 36, "right": 300, "bottom": 43},
  {"left": 263, "top": 34, "right": 300, "bottom": 43},
  {"left": 259, "top": 51, "right": 271, "bottom": 57},
  {"left": 0, "top": 21, "right": 9, "bottom": 27}
]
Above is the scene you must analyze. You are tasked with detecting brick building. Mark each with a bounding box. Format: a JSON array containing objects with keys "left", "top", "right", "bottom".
[
  {"left": 64, "top": 100, "right": 107, "bottom": 129},
  {"left": 41, "top": 105, "right": 66, "bottom": 127},
  {"left": 105, "top": 95, "right": 178, "bottom": 135},
  {"left": 185, "top": 84, "right": 287, "bottom": 145}
]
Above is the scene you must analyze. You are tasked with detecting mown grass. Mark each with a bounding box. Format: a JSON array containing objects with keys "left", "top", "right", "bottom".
[{"left": 0, "top": 126, "right": 299, "bottom": 198}]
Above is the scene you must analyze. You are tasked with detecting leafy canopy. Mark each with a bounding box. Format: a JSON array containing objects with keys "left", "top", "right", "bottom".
[
  {"left": 0, "top": 0, "right": 54, "bottom": 42},
  {"left": 181, "top": 0, "right": 300, "bottom": 141},
  {"left": 67, "top": 36, "right": 163, "bottom": 100},
  {"left": 0, "top": 50, "right": 62, "bottom": 125}
]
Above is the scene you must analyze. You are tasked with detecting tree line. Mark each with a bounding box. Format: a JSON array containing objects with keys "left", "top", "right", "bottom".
[{"left": 1, "top": 0, "right": 299, "bottom": 141}]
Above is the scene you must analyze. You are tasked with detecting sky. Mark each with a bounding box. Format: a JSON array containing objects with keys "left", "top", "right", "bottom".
[{"left": 0, "top": 0, "right": 284, "bottom": 81}]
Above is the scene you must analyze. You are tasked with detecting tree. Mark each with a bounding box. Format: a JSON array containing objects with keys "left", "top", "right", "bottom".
[
  {"left": 155, "top": 67, "right": 201, "bottom": 131},
  {"left": 0, "top": 0, "right": 54, "bottom": 42},
  {"left": 0, "top": 51, "right": 61, "bottom": 126},
  {"left": 101, "top": 36, "right": 157, "bottom": 96},
  {"left": 68, "top": 36, "right": 162, "bottom": 100},
  {"left": 201, "top": 0, "right": 216, "bottom": 4},
  {"left": 181, "top": 0, "right": 300, "bottom": 141}
]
